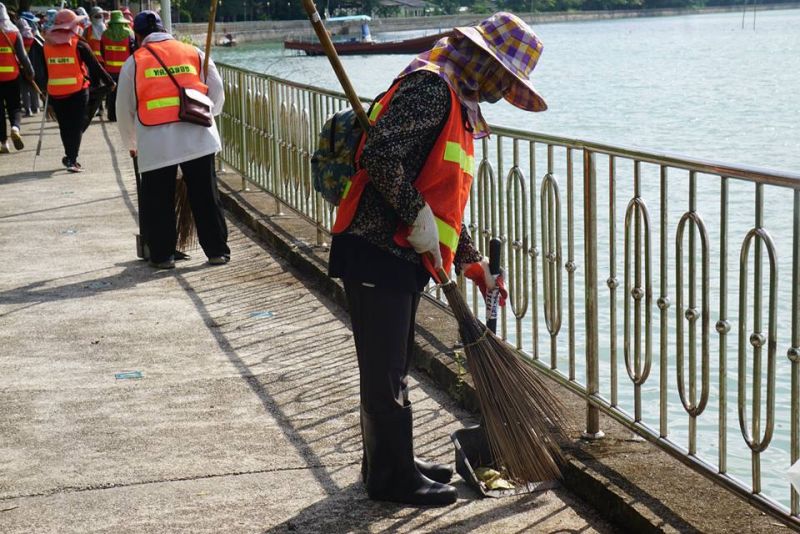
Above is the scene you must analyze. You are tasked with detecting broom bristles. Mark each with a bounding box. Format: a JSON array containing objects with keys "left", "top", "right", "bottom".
[
  {"left": 441, "top": 280, "right": 567, "bottom": 483},
  {"left": 175, "top": 173, "right": 196, "bottom": 252}
]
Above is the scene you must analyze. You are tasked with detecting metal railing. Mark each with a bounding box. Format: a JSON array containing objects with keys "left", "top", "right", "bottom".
[{"left": 217, "top": 62, "right": 800, "bottom": 527}]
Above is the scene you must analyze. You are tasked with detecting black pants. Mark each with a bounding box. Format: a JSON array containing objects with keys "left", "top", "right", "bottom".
[
  {"left": 140, "top": 153, "right": 230, "bottom": 263},
  {"left": 84, "top": 86, "right": 110, "bottom": 132},
  {"left": 51, "top": 89, "right": 88, "bottom": 161},
  {"left": 106, "top": 74, "right": 119, "bottom": 122},
  {"left": 0, "top": 78, "right": 22, "bottom": 142},
  {"left": 344, "top": 279, "right": 420, "bottom": 415}
]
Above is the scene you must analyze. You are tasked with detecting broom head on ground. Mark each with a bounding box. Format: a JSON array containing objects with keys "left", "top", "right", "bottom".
[{"left": 440, "top": 278, "right": 567, "bottom": 484}]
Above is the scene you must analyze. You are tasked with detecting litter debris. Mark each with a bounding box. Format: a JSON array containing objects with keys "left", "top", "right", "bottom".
[
  {"left": 249, "top": 311, "right": 274, "bottom": 319},
  {"left": 62, "top": 229, "right": 78, "bottom": 235},
  {"left": 474, "top": 467, "right": 515, "bottom": 490},
  {"left": 1, "top": 506, "right": 19, "bottom": 512},
  {"left": 85, "top": 281, "right": 112, "bottom": 290},
  {"left": 115, "top": 371, "right": 143, "bottom": 380}
]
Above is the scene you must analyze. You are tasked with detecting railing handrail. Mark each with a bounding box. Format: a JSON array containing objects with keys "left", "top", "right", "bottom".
[{"left": 218, "top": 61, "right": 800, "bottom": 189}]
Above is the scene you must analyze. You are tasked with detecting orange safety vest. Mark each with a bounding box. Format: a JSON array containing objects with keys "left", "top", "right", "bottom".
[
  {"left": 85, "top": 27, "right": 103, "bottom": 62},
  {"left": 0, "top": 31, "right": 20, "bottom": 82},
  {"left": 331, "top": 79, "right": 475, "bottom": 276},
  {"left": 44, "top": 35, "right": 88, "bottom": 97},
  {"left": 23, "top": 36, "right": 33, "bottom": 53},
  {"left": 133, "top": 39, "right": 208, "bottom": 127},
  {"left": 101, "top": 34, "right": 130, "bottom": 74}
]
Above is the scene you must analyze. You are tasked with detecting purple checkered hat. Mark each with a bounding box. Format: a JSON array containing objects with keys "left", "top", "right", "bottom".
[{"left": 455, "top": 12, "right": 547, "bottom": 112}]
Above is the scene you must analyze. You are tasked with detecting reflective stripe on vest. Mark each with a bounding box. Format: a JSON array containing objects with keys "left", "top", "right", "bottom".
[
  {"left": 133, "top": 39, "right": 209, "bottom": 127},
  {"left": 331, "top": 79, "right": 474, "bottom": 276},
  {"left": 101, "top": 35, "right": 130, "bottom": 73},
  {"left": 0, "top": 32, "right": 20, "bottom": 82},
  {"left": 44, "top": 36, "right": 87, "bottom": 96}
]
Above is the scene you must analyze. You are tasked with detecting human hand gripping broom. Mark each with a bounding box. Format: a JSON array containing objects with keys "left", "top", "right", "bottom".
[{"left": 301, "top": 0, "right": 566, "bottom": 484}]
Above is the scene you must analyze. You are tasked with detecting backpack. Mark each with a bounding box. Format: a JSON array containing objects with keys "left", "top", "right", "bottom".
[{"left": 311, "top": 108, "right": 366, "bottom": 206}]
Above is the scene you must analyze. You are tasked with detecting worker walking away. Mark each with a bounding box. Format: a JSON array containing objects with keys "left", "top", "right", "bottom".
[
  {"left": 328, "top": 12, "right": 545, "bottom": 506},
  {"left": 16, "top": 15, "right": 42, "bottom": 116},
  {"left": 84, "top": 6, "right": 106, "bottom": 120},
  {"left": 43, "top": 9, "right": 114, "bottom": 172},
  {"left": 100, "top": 10, "right": 134, "bottom": 122},
  {"left": 20, "top": 12, "right": 46, "bottom": 111},
  {"left": 0, "top": 3, "right": 34, "bottom": 153},
  {"left": 116, "top": 11, "right": 230, "bottom": 270}
]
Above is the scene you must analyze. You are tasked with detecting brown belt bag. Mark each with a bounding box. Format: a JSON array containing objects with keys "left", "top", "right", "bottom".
[{"left": 144, "top": 44, "right": 213, "bottom": 128}]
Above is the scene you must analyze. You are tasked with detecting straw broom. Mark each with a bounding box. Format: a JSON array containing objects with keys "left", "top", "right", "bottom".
[{"left": 300, "top": 0, "right": 566, "bottom": 483}]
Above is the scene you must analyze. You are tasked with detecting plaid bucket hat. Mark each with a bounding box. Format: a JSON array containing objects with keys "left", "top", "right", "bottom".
[{"left": 454, "top": 12, "right": 546, "bottom": 112}]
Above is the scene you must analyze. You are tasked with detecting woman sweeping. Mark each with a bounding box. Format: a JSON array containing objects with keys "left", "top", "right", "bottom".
[
  {"left": 328, "top": 12, "right": 546, "bottom": 506},
  {"left": 0, "top": 2, "right": 34, "bottom": 153},
  {"left": 42, "top": 9, "right": 114, "bottom": 172}
]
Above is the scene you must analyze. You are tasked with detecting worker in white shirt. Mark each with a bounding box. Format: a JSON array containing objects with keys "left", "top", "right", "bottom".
[{"left": 116, "top": 11, "right": 229, "bottom": 270}]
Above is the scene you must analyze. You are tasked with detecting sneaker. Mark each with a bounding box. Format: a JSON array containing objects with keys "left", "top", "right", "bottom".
[
  {"left": 10, "top": 127, "right": 23, "bottom": 150},
  {"left": 66, "top": 160, "right": 83, "bottom": 173},
  {"left": 0, "top": 140, "right": 9, "bottom": 153},
  {"left": 208, "top": 255, "right": 230, "bottom": 266},
  {"left": 149, "top": 258, "right": 175, "bottom": 270}
]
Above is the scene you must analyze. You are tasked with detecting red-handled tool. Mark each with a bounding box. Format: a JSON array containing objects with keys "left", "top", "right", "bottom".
[{"left": 486, "top": 238, "right": 502, "bottom": 333}]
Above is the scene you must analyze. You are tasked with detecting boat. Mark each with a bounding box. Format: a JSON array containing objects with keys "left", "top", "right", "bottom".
[{"left": 284, "top": 15, "right": 452, "bottom": 56}]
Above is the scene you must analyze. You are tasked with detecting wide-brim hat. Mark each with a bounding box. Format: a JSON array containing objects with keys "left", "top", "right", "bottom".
[
  {"left": 51, "top": 9, "right": 86, "bottom": 33},
  {"left": 454, "top": 12, "right": 547, "bottom": 112},
  {"left": 109, "top": 10, "right": 127, "bottom": 25}
]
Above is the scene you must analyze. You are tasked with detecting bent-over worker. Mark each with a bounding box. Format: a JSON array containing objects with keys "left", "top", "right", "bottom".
[
  {"left": 116, "top": 11, "right": 230, "bottom": 270},
  {"left": 328, "top": 12, "right": 546, "bottom": 506}
]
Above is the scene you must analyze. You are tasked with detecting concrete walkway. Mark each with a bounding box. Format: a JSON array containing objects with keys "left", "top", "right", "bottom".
[{"left": 0, "top": 117, "right": 615, "bottom": 532}]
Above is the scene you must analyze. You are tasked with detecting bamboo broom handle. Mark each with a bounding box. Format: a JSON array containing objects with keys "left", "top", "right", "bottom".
[
  {"left": 300, "top": 0, "right": 371, "bottom": 133},
  {"left": 203, "top": 0, "right": 220, "bottom": 77}
]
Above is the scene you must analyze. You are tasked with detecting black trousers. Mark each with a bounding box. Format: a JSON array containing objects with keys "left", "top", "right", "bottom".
[
  {"left": 106, "top": 74, "right": 119, "bottom": 122},
  {"left": 0, "top": 78, "right": 22, "bottom": 142},
  {"left": 140, "top": 153, "right": 230, "bottom": 263},
  {"left": 83, "top": 86, "right": 110, "bottom": 132},
  {"left": 51, "top": 89, "right": 89, "bottom": 160},
  {"left": 344, "top": 279, "right": 420, "bottom": 415}
]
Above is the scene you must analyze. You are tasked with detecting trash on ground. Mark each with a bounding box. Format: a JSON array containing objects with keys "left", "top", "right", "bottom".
[
  {"left": 474, "top": 467, "right": 515, "bottom": 490},
  {"left": 249, "top": 311, "right": 274, "bottom": 319},
  {"left": 115, "top": 371, "right": 143, "bottom": 380}
]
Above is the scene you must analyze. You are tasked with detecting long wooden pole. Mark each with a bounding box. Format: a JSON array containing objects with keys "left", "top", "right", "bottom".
[
  {"left": 300, "top": 0, "right": 370, "bottom": 132},
  {"left": 203, "top": 0, "right": 220, "bottom": 77}
]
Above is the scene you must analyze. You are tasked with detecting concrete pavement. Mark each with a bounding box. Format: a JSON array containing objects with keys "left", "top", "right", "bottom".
[{"left": 0, "top": 116, "right": 615, "bottom": 532}]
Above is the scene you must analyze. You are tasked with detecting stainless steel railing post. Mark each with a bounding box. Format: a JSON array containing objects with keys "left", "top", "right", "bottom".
[{"left": 583, "top": 149, "right": 602, "bottom": 438}]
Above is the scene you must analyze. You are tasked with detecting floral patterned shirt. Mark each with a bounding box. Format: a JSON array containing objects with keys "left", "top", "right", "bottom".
[{"left": 329, "top": 71, "right": 482, "bottom": 289}]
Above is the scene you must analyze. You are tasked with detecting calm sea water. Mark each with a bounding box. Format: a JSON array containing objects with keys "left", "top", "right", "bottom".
[{"left": 216, "top": 9, "right": 800, "bottom": 508}]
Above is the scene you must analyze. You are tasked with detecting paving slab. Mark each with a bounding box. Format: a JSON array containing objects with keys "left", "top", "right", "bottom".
[{"left": 0, "top": 117, "right": 615, "bottom": 532}]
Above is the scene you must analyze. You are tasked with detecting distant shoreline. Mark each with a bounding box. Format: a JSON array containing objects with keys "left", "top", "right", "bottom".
[{"left": 174, "top": 3, "right": 800, "bottom": 45}]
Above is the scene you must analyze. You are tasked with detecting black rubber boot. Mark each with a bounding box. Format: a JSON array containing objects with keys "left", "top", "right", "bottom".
[
  {"left": 361, "top": 437, "right": 453, "bottom": 484},
  {"left": 361, "top": 405, "right": 457, "bottom": 506}
]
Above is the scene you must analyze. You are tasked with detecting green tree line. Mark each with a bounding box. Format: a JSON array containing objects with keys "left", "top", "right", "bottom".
[
  {"left": 5, "top": 0, "right": 797, "bottom": 22},
  {"left": 174, "top": 0, "right": 796, "bottom": 21}
]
